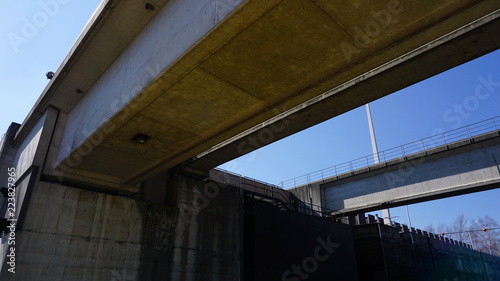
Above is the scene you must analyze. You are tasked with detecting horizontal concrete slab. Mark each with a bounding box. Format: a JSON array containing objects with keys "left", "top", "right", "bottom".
[
  {"left": 17, "top": 0, "right": 500, "bottom": 190},
  {"left": 321, "top": 132, "right": 500, "bottom": 214}
]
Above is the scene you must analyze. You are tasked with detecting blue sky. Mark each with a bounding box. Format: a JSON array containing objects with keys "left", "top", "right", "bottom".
[{"left": 1, "top": 1, "right": 499, "bottom": 232}]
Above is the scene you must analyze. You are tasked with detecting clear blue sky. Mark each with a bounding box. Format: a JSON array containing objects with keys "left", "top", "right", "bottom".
[{"left": 1, "top": 2, "right": 499, "bottom": 232}]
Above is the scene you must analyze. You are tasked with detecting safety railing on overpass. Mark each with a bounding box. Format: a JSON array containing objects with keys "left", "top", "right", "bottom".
[
  {"left": 280, "top": 115, "right": 500, "bottom": 189},
  {"left": 209, "top": 168, "right": 334, "bottom": 217}
]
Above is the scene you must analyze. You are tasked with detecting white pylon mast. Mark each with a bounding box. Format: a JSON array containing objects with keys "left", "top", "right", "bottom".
[{"left": 365, "top": 104, "right": 392, "bottom": 225}]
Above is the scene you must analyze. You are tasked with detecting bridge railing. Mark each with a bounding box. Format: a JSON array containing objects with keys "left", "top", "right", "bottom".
[
  {"left": 281, "top": 115, "right": 500, "bottom": 189},
  {"left": 209, "top": 168, "right": 291, "bottom": 203},
  {"left": 209, "top": 168, "right": 334, "bottom": 217}
]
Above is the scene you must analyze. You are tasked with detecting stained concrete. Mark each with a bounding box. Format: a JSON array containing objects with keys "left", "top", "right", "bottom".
[
  {"left": 0, "top": 123, "right": 21, "bottom": 197},
  {"left": 353, "top": 223, "right": 500, "bottom": 281},
  {"left": 0, "top": 174, "right": 242, "bottom": 280}
]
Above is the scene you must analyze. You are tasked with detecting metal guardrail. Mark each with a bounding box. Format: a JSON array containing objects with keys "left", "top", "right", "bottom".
[
  {"left": 209, "top": 168, "right": 288, "bottom": 201},
  {"left": 280, "top": 115, "right": 500, "bottom": 189},
  {"left": 209, "top": 168, "right": 334, "bottom": 217}
]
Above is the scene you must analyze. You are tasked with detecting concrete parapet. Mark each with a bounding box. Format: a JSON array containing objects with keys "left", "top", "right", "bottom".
[
  {"left": 345, "top": 217, "right": 477, "bottom": 250},
  {"left": 353, "top": 223, "right": 500, "bottom": 280}
]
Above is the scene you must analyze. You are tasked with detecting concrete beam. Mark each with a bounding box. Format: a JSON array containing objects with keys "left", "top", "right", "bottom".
[
  {"left": 15, "top": 0, "right": 500, "bottom": 190},
  {"left": 184, "top": 10, "right": 500, "bottom": 174},
  {"left": 319, "top": 132, "right": 500, "bottom": 215},
  {"left": 15, "top": 0, "right": 171, "bottom": 144}
]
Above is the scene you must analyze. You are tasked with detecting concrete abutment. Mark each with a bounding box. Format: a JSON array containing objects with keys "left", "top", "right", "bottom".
[{"left": 0, "top": 173, "right": 242, "bottom": 280}]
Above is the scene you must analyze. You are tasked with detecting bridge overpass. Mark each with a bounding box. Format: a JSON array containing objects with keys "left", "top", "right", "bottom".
[
  {"left": 287, "top": 116, "right": 500, "bottom": 215},
  {"left": 9, "top": 0, "right": 499, "bottom": 193},
  {"left": 1, "top": 0, "right": 500, "bottom": 279}
]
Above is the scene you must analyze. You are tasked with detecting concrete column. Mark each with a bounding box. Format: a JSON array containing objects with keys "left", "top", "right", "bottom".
[
  {"left": 0, "top": 123, "right": 21, "bottom": 185},
  {"left": 0, "top": 123, "right": 20, "bottom": 218}
]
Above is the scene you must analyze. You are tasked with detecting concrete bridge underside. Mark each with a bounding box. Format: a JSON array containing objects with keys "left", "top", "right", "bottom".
[{"left": 18, "top": 0, "right": 500, "bottom": 194}]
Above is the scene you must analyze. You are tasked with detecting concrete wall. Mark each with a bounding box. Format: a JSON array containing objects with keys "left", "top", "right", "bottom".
[
  {"left": 0, "top": 108, "right": 59, "bottom": 273},
  {"left": 56, "top": 0, "right": 244, "bottom": 165},
  {"left": 0, "top": 123, "right": 21, "bottom": 274},
  {"left": 0, "top": 123, "right": 21, "bottom": 220},
  {"left": 289, "top": 181, "right": 324, "bottom": 213},
  {"left": 353, "top": 223, "right": 500, "bottom": 281},
  {"left": 11, "top": 114, "right": 45, "bottom": 179},
  {"left": 7, "top": 108, "right": 58, "bottom": 217},
  {"left": 0, "top": 123, "right": 21, "bottom": 186},
  {"left": 0, "top": 174, "right": 242, "bottom": 281}
]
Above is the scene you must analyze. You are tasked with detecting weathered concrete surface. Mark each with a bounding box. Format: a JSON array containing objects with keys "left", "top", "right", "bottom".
[
  {"left": 42, "top": 0, "right": 246, "bottom": 190},
  {"left": 289, "top": 181, "right": 324, "bottom": 213},
  {"left": 0, "top": 123, "right": 20, "bottom": 233},
  {"left": 319, "top": 132, "right": 500, "bottom": 214},
  {"left": 0, "top": 108, "right": 59, "bottom": 270},
  {"left": 173, "top": 2, "right": 500, "bottom": 176},
  {"left": 13, "top": 0, "right": 497, "bottom": 192},
  {"left": 0, "top": 123, "right": 21, "bottom": 183},
  {"left": 0, "top": 174, "right": 242, "bottom": 280},
  {"left": 353, "top": 223, "right": 500, "bottom": 281}
]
